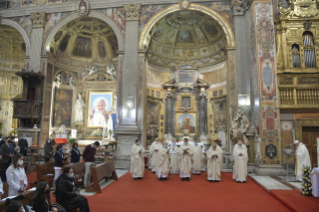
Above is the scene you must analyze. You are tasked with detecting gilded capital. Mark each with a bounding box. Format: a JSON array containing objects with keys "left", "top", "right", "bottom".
[
  {"left": 31, "top": 12, "right": 46, "bottom": 28},
  {"left": 124, "top": 4, "right": 141, "bottom": 21},
  {"left": 231, "top": 0, "right": 251, "bottom": 16}
]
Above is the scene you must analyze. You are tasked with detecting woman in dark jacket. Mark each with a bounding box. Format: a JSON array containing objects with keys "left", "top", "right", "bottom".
[
  {"left": 32, "top": 181, "right": 66, "bottom": 212},
  {"left": 53, "top": 144, "right": 67, "bottom": 185},
  {"left": 56, "top": 167, "right": 90, "bottom": 212},
  {"left": 70, "top": 143, "right": 80, "bottom": 164},
  {"left": 44, "top": 139, "right": 54, "bottom": 163}
]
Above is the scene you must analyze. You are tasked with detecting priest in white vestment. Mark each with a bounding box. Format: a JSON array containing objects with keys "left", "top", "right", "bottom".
[
  {"left": 207, "top": 140, "right": 223, "bottom": 182},
  {"left": 232, "top": 139, "right": 248, "bottom": 182},
  {"left": 131, "top": 139, "right": 145, "bottom": 180},
  {"left": 157, "top": 141, "right": 170, "bottom": 181},
  {"left": 294, "top": 140, "right": 311, "bottom": 181},
  {"left": 169, "top": 140, "right": 179, "bottom": 174},
  {"left": 178, "top": 138, "right": 194, "bottom": 181},
  {"left": 150, "top": 138, "right": 162, "bottom": 173},
  {"left": 192, "top": 141, "right": 203, "bottom": 175}
]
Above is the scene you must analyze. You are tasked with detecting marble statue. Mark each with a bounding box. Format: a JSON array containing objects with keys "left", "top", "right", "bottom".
[
  {"left": 69, "top": 76, "right": 75, "bottom": 90},
  {"left": 75, "top": 94, "right": 86, "bottom": 123},
  {"left": 56, "top": 73, "right": 62, "bottom": 89},
  {"left": 59, "top": 125, "right": 66, "bottom": 133},
  {"left": 254, "top": 130, "right": 261, "bottom": 165},
  {"left": 106, "top": 64, "right": 117, "bottom": 80},
  {"left": 82, "top": 65, "right": 98, "bottom": 81},
  {"left": 230, "top": 110, "right": 250, "bottom": 145}
]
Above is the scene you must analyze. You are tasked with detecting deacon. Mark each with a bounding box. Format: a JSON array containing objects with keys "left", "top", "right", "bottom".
[
  {"left": 150, "top": 138, "right": 162, "bottom": 173},
  {"left": 157, "top": 141, "right": 170, "bottom": 181},
  {"left": 169, "top": 139, "right": 179, "bottom": 174},
  {"left": 192, "top": 140, "right": 203, "bottom": 175},
  {"left": 131, "top": 139, "right": 145, "bottom": 180},
  {"left": 178, "top": 138, "right": 193, "bottom": 181},
  {"left": 207, "top": 140, "right": 223, "bottom": 182},
  {"left": 294, "top": 140, "right": 311, "bottom": 181},
  {"left": 232, "top": 139, "right": 248, "bottom": 182}
]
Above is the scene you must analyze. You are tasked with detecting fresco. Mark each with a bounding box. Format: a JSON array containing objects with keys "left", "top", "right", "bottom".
[
  {"left": 52, "top": 88, "right": 73, "bottom": 127},
  {"left": 59, "top": 34, "right": 70, "bottom": 52},
  {"left": 10, "top": 16, "right": 32, "bottom": 38},
  {"left": 100, "top": 8, "right": 126, "bottom": 33},
  {"left": 139, "top": 5, "right": 170, "bottom": 32},
  {"left": 215, "top": 101, "right": 226, "bottom": 126},
  {"left": 107, "top": 34, "right": 118, "bottom": 56},
  {"left": 9, "top": 0, "right": 72, "bottom": 8},
  {"left": 46, "top": 63, "right": 53, "bottom": 84},
  {"left": 73, "top": 36, "right": 92, "bottom": 57},
  {"left": 176, "top": 31, "right": 194, "bottom": 44},
  {"left": 200, "top": 2, "right": 233, "bottom": 28},
  {"left": 54, "top": 31, "right": 63, "bottom": 42},
  {"left": 44, "top": 90, "right": 51, "bottom": 116},
  {"left": 202, "top": 68, "right": 226, "bottom": 84},
  {"left": 205, "top": 23, "right": 219, "bottom": 37},
  {"left": 98, "top": 41, "right": 107, "bottom": 58},
  {"left": 147, "top": 102, "right": 160, "bottom": 126},
  {"left": 147, "top": 68, "right": 171, "bottom": 85}
]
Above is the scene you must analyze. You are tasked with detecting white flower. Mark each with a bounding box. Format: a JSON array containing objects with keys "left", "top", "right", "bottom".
[{"left": 309, "top": 187, "right": 312, "bottom": 190}]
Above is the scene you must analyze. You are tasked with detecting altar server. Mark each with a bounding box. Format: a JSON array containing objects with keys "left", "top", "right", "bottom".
[
  {"left": 178, "top": 138, "right": 193, "bottom": 181},
  {"left": 207, "top": 140, "right": 223, "bottom": 182},
  {"left": 150, "top": 138, "right": 162, "bottom": 173},
  {"left": 131, "top": 139, "right": 145, "bottom": 180},
  {"left": 169, "top": 139, "right": 179, "bottom": 174},
  {"left": 294, "top": 140, "right": 311, "bottom": 181},
  {"left": 192, "top": 141, "right": 203, "bottom": 175},
  {"left": 232, "top": 139, "right": 248, "bottom": 182},
  {"left": 6, "top": 153, "right": 27, "bottom": 196},
  {"left": 157, "top": 141, "right": 170, "bottom": 181}
]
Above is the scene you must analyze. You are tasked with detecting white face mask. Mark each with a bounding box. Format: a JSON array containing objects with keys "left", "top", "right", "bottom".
[
  {"left": 18, "top": 160, "right": 24, "bottom": 165},
  {"left": 137, "top": 142, "right": 141, "bottom": 145}
]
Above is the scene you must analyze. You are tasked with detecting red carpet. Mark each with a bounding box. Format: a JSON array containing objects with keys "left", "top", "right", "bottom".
[{"left": 271, "top": 190, "right": 319, "bottom": 212}]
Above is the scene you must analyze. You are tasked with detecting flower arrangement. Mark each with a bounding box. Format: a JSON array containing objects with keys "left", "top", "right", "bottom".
[
  {"left": 91, "top": 128, "right": 105, "bottom": 137},
  {"left": 68, "top": 137, "right": 77, "bottom": 145},
  {"left": 11, "top": 130, "right": 18, "bottom": 137},
  {"left": 300, "top": 165, "right": 312, "bottom": 196},
  {"left": 214, "top": 138, "right": 222, "bottom": 147},
  {"left": 109, "top": 140, "right": 116, "bottom": 145},
  {"left": 193, "top": 134, "right": 199, "bottom": 141},
  {"left": 174, "top": 136, "right": 180, "bottom": 142}
]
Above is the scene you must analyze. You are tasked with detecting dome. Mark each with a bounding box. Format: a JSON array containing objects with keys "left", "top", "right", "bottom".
[
  {"left": 147, "top": 10, "right": 227, "bottom": 68},
  {"left": 49, "top": 17, "right": 118, "bottom": 65}
]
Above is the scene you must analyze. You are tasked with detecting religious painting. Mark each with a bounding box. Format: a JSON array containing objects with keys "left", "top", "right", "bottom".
[
  {"left": 176, "top": 113, "right": 196, "bottom": 135},
  {"left": 215, "top": 100, "right": 226, "bottom": 126},
  {"left": 46, "top": 63, "right": 53, "bottom": 84},
  {"left": 87, "top": 91, "right": 113, "bottom": 128},
  {"left": 61, "top": 72, "right": 69, "bottom": 84},
  {"left": 73, "top": 36, "right": 92, "bottom": 57},
  {"left": 181, "top": 96, "right": 191, "bottom": 108},
  {"left": 154, "top": 25, "right": 164, "bottom": 37},
  {"left": 0, "top": 76, "right": 7, "bottom": 93},
  {"left": 107, "top": 34, "right": 118, "bottom": 56},
  {"left": 147, "top": 101, "right": 160, "bottom": 126},
  {"left": 98, "top": 41, "right": 107, "bottom": 58},
  {"left": 59, "top": 35, "right": 70, "bottom": 52},
  {"left": 205, "top": 23, "right": 219, "bottom": 37},
  {"left": 52, "top": 87, "right": 73, "bottom": 127},
  {"left": 176, "top": 31, "right": 193, "bottom": 44},
  {"left": 54, "top": 31, "right": 63, "bottom": 42},
  {"left": 44, "top": 90, "right": 51, "bottom": 116},
  {"left": 10, "top": 76, "right": 19, "bottom": 95},
  {"left": 66, "top": 21, "right": 76, "bottom": 28}
]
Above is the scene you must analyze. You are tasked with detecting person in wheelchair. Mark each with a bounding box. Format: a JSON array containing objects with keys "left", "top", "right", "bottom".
[
  {"left": 32, "top": 181, "right": 66, "bottom": 212},
  {"left": 56, "top": 167, "right": 90, "bottom": 212}
]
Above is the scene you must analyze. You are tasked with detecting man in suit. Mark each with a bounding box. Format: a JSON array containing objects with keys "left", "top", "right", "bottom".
[
  {"left": 0, "top": 137, "right": 14, "bottom": 182},
  {"left": 18, "top": 133, "right": 28, "bottom": 156}
]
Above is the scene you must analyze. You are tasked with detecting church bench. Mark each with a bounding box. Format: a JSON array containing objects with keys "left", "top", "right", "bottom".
[
  {"left": 36, "top": 161, "right": 55, "bottom": 183},
  {"left": 63, "top": 161, "right": 85, "bottom": 184},
  {"left": 0, "top": 182, "right": 8, "bottom": 199},
  {"left": 85, "top": 160, "right": 118, "bottom": 193}
]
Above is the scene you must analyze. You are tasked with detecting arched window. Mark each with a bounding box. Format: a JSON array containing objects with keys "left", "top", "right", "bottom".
[
  {"left": 292, "top": 44, "right": 301, "bottom": 68},
  {"left": 302, "top": 31, "right": 316, "bottom": 67}
]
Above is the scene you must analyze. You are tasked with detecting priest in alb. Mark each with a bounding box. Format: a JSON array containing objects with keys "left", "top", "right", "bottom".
[
  {"left": 192, "top": 140, "right": 203, "bottom": 175},
  {"left": 232, "top": 139, "right": 248, "bottom": 182},
  {"left": 207, "top": 140, "right": 223, "bottom": 182},
  {"left": 130, "top": 139, "right": 145, "bottom": 180},
  {"left": 169, "top": 139, "right": 179, "bottom": 174},
  {"left": 178, "top": 138, "right": 194, "bottom": 181},
  {"left": 150, "top": 138, "right": 162, "bottom": 173},
  {"left": 157, "top": 141, "right": 170, "bottom": 181},
  {"left": 294, "top": 140, "right": 311, "bottom": 181}
]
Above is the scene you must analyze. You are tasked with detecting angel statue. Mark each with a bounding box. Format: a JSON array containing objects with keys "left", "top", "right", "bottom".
[
  {"left": 230, "top": 110, "right": 250, "bottom": 145},
  {"left": 75, "top": 94, "right": 86, "bottom": 122},
  {"left": 82, "top": 65, "right": 98, "bottom": 81},
  {"left": 106, "top": 64, "right": 117, "bottom": 80},
  {"left": 56, "top": 73, "right": 62, "bottom": 89},
  {"left": 254, "top": 129, "right": 261, "bottom": 165},
  {"left": 69, "top": 76, "right": 75, "bottom": 90}
]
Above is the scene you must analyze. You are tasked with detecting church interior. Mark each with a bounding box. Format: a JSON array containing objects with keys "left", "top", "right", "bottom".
[{"left": 0, "top": 0, "right": 318, "bottom": 211}]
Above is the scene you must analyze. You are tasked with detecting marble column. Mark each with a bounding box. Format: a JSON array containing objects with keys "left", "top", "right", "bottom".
[
  {"left": 165, "top": 89, "right": 173, "bottom": 140},
  {"left": 199, "top": 88, "right": 207, "bottom": 143}
]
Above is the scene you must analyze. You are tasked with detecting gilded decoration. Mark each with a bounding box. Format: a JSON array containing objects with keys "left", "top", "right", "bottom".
[
  {"left": 279, "top": 0, "right": 319, "bottom": 19},
  {"left": 30, "top": 12, "right": 46, "bottom": 28},
  {"left": 124, "top": 4, "right": 141, "bottom": 21}
]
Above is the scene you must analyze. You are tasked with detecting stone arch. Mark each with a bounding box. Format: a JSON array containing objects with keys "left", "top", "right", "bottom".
[
  {"left": 139, "top": 3, "right": 235, "bottom": 50},
  {"left": 43, "top": 10, "right": 124, "bottom": 54},
  {"left": 1, "top": 19, "right": 31, "bottom": 55}
]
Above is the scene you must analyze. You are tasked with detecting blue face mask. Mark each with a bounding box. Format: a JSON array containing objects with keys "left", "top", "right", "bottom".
[
  {"left": 74, "top": 146, "right": 78, "bottom": 149},
  {"left": 195, "top": 142, "right": 198, "bottom": 145},
  {"left": 172, "top": 143, "right": 175, "bottom": 146},
  {"left": 60, "top": 148, "right": 63, "bottom": 152},
  {"left": 69, "top": 173, "right": 74, "bottom": 178},
  {"left": 47, "top": 140, "right": 51, "bottom": 144}
]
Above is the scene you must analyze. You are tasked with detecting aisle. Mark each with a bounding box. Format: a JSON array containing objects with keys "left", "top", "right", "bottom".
[{"left": 85, "top": 172, "right": 291, "bottom": 212}]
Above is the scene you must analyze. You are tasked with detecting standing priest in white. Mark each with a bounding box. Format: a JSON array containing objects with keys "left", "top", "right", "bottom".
[
  {"left": 192, "top": 141, "right": 203, "bottom": 175},
  {"left": 131, "top": 139, "right": 145, "bottom": 180},
  {"left": 150, "top": 138, "right": 162, "bottom": 173},
  {"left": 157, "top": 141, "right": 170, "bottom": 181},
  {"left": 169, "top": 139, "right": 179, "bottom": 174},
  {"left": 207, "top": 140, "right": 223, "bottom": 182},
  {"left": 294, "top": 140, "right": 311, "bottom": 181},
  {"left": 232, "top": 139, "right": 248, "bottom": 182},
  {"left": 178, "top": 138, "right": 194, "bottom": 181}
]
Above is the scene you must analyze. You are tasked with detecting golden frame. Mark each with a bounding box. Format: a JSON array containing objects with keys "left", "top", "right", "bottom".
[
  {"left": 175, "top": 112, "right": 197, "bottom": 135},
  {"left": 86, "top": 90, "right": 113, "bottom": 128},
  {"left": 177, "top": 94, "right": 195, "bottom": 111}
]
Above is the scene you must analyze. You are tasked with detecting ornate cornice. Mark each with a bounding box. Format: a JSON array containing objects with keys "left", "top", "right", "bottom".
[
  {"left": 124, "top": 4, "right": 141, "bottom": 21},
  {"left": 231, "top": 0, "right": 251, "bottom": 16},
  {"left": 31, "top": 12, "right": 46, "bottom": 28}
]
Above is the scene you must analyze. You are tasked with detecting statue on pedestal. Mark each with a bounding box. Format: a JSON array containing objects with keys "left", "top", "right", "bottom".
[
  {"left": 56, "top": 73, "right": 62, "bottom": 89},
  {"left": 106, "top": 64, "right": 117, "bottom": 80},
  {"left": 75, "top": 94, "right": 86, "bottom": 123},
  {"left": 82, "top": 65, "right": 97, "bottom": 81},
  {"left": 230, "top": 110, "right": 250, "bottom": 145}
]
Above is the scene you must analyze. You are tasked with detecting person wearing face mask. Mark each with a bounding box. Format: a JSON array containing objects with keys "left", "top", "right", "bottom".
[
  {"left": 130, "top": 139, "right": 145, "bottom": 180},
  {"left": 56, "top": 167, "right": 90, "bottom": 212},
  {"left": 6, "top": 153, "right": 27, "bottom": 196},
  {"left": 206, "top": 140, "right": 223, "bottom": 182},
  {"left": 169, "top": 139, "right": 179, "bottom": 174},
  {"left": 54, "top": 144, "right": 68, "bottom": 186},
  {"left": 157, "top": 141, "right": 170, "bottom": 181},
  {"left": 232, "top": 139, "right": 248, "bottom": 183},
  {"left": 83, "top": 141, "right": 100, "bottom": 186},
  {"left": 178, "top": 138, "right": 194, "bottom": 181},
  {"left": 18, "top": 133, "right": 29, "bottom": 156},
  {"left": 149, "top": 137, "right": 162, "bottom": 173},
  {"left": 44, "top": 139, "right": 54, "bottom": 163},
  {"left": 0, "top": 137, "right": 15, "bottom": 182},
  {"left": 32, "top": 181, "right": 65, "bottom": 212},
  {"left": 192, "top": 139, "right": 203, "bottom": 175},
  {"left": 71, "top": 143, "right": 80, "bottom": 164}
]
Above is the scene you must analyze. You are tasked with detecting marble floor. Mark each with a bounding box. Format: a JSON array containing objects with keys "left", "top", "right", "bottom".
[
  {"left": 80, "top": 169, "right": 129, "bottom": 196},
  {"left": 249, "top": 174, "right": 293, "bottom": 191}
]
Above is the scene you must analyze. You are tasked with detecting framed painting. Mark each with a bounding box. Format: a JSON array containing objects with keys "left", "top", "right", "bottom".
[
  {"left": 181, "top": 96, "right": 191, "bottom": 108},
  {"left": 214, "top": 99, "right": 227, "bottom": 127},
  {"left": 0, "top": 76, "right": 7, "bottom": 93},
  {"left": 52, "top": 87, "right": 73, "bottom": 127},
  {"left": 10, "top": 76, "right": 19, "bottom": 94},
  {"left": 87, "top": 91, "right": 113, "bottom": 128},
  {"left": 147, "top": 101, "right": 160, "bottom": 126},
  {"left": 175, "top": 113, "right": 196, "bottom": 135}
]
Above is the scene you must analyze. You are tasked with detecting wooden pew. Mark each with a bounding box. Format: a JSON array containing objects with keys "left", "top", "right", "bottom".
[
  {"left": 0, "top": 182, "right": 9, "bottom": 200},
  {"left": 0, "top": 189, "right": 35, "bottom": 212},
  {"left": 63, "top": 162, "right": 85, "bottom": 184},
  {"left": 36, "top": 161, "right": 55, "bottom": 183},
  {"left": 85, "top": 161, "right": 118, "bottom": 193}
]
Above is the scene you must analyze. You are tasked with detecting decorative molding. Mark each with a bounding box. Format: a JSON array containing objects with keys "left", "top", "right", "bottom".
[
  {"left": 77, "top": 0, "right": 89, "bottom": 16},
  {"left": 30, "top": 12, "right": 46, "bottom": 28},
  {"left": 231, "top": 0, "right": 251, "bottom": 16},
  {"left": 124, "top": 4, "right": 141, "bottom": 21}
]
